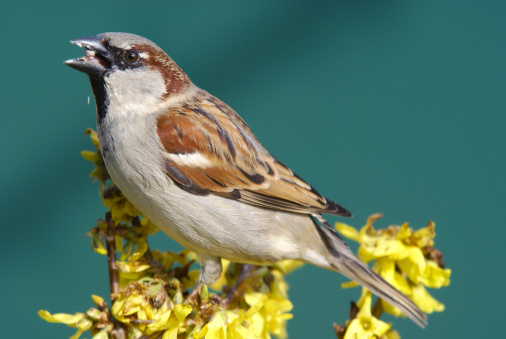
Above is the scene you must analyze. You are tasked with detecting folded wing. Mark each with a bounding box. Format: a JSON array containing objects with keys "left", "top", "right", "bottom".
[{"left": 156, "top": 91, "right": 351, "bottom": 217}]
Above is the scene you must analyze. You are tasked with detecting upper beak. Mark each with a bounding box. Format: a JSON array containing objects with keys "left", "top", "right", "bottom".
[{"left": 64, "top": 35, "right": 112, "bottom": 76}]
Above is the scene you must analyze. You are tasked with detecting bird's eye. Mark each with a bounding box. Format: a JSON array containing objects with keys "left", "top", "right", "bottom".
[{"left": 125, "top": 51, "right": 139, "bottom": 63}]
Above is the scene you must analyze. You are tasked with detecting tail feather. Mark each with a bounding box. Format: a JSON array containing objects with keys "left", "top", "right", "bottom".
[
  {"left": 339, "top": 258, "right": 428, "bottom": 327},
  {"left": 312, "top": 214, "right": 428, "bottom": 327}
]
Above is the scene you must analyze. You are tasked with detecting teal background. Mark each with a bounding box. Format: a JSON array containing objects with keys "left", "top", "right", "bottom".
[{"left": 1, "top": 1, "right": 504, "bottom": 338}]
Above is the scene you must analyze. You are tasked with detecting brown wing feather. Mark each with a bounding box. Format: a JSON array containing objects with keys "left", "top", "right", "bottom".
[{"left": 156, "top": 90, "right": 351, "bottom": 217}]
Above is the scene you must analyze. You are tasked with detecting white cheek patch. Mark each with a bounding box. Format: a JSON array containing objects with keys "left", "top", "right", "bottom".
[
  {"left": 166, "top": 152, "right": 212, "bottom": 168},
  {"left": 105, "top": 67, "right": 167, "bottom": 117}
]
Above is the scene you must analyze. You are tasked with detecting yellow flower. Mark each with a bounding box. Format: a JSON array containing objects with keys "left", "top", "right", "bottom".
[
  {"left": 102, "top": 190, "right": 140, "bottom": 224},
  {"left": 139, "top": 216, "right": 159, "bottom": 235},
  {"left": 244, "top": 292, "right": 293, "bottom": 339},
  {"left": 336, "top": 215, "right": 451, "bottom": 317},
  {"left": 116, "top": 260, "right": 151, "bottom": 287},
  {"left": 111, "top": 283, "right": 192, "bottom": 338},
  {"left": 343, "top": 289, "right": 391, "bottom": 339},
  {"left": 38, "top": 310, "right": 92, "bottom": 339},
  {"left": 145, "top": 304, "right": 192, "bottom": 338},
  {"left": 195, "top": 300, "right": 271, "bottom": 339},
  {"left": 195, "top": 311, "right": 229, "bottom": 339},
  {"left": 44, "top": 129, "right": 308, "bottom": 339}
]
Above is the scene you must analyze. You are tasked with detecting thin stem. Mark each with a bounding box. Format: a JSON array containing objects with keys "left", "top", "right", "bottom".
[
  {"left": 105, "top": 212, "right": 119, "bottom": 296},
  {"left": 105, "top": 212, "right": 126, "bottom": 339}
]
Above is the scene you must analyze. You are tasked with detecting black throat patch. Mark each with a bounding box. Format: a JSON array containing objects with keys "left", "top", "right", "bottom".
[{"left": 89, "top": 75, "right": 108, "bottom": 125}]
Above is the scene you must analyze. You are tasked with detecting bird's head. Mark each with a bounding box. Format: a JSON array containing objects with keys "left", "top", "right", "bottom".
[{"left": 65, "top": 32, "right": 192, "bottom": 120}]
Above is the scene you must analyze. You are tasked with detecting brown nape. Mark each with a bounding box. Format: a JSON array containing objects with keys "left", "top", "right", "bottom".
[{"left": 135, "top": 44, "right": 192, "bottom": 98}]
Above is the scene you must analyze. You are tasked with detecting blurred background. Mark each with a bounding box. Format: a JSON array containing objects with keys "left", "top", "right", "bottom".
[{"left": 1, "top": 1, "right": 504, "bottom": 338}]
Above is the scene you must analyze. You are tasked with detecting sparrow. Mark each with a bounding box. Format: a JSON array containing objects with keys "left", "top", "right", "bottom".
[{"left": 65, "top": 32, "right": 427, "bottom": 327}]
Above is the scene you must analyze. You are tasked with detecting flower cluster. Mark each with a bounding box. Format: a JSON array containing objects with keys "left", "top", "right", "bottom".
[
  {"left": 335, "top": 289, "right": 400, "bottom": 339},
  {"left": 39, "top": 129, "right": 450, "bottom": 339},
  {"left": 334, "top": 214, "right": 451, "bottom": 338},
  {"left": 39, "top": 129, "right": 299, "bottom": 339}
]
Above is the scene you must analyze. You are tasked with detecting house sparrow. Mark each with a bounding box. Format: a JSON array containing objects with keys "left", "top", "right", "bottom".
[{"left": 65, "top": 32, "right": 427, "bottom": 327}]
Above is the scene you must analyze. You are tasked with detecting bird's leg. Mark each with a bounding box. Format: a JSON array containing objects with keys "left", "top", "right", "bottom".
[
  {"left": 187, "top": 282, "right": 205, "bottom": 304},
  {"left": 187, "top": 253, "right": 223, "bottom": 303},
  {"left": 197, "top": 253, "right": 223, "bottom": 284}
]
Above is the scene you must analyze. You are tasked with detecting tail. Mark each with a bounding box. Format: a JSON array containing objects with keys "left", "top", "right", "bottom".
[{"left": 313, "top": 215, "right": 428, "bottom": 327}]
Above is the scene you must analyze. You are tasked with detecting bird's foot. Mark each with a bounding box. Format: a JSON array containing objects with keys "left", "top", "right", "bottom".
[{"left": 186, "top": 282, "right": 204, "bottom": 304}]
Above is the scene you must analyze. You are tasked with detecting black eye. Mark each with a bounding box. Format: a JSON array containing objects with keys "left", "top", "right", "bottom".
[{"left": 125, "top": 51, "right": 139, "bottom": 63}]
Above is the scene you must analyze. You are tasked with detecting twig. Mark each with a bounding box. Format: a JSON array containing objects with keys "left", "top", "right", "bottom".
[
  {"left": 105, "top": 212, "right": 126, "bottom": 339},
  {"left": 105, "top": 212, "right": 119, "bottom": 297}
]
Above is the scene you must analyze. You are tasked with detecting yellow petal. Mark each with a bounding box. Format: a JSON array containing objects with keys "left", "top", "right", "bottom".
[
  {"left": 91, "top": 330, "right": 109, "bottom": 339},
  {"left": 381, "top": 298, "right": 404, "bottom": 318},
  {"left": 161, "top": 328, "right": 179, "bottom": 339},
  {"left": 264, "top": 296, "right": 293, "bottom": 314},
  {"left": 343, "top": 315, "right": 391, "bottom": 339},
  {"left": 396, "top": 248, "right": 426, "bottom": 283},
  {"left": 115, "top": 261, "right": 150, "bottom": 273},
  {"left": 245, "top": 312, "right": 265, "bottom": 337},
  {"left": 146, "top": 309, "right": 173, "bottom": 332},
  {"left": 370, "top": 237, "right": 407, "bottom": 260},
  {"left": 345, "top": 292, "right": 391, "bottom": 339},
  {"left": 228, "top": 320, "right": 260, "bottom": 339},
  {"left": 420, "top": 261, "right": 451, "bottom": 288},
  {"left": 412, "top": 221, "right": 436, "bottom": 247},
  {"left": 273, "top": 259, "right": 304, "bottom": 274},
  {"left": 341, "top": 281, "right": 359, "bottom": 289},
  {"left": 373, "top": 258, "right": 411, "bottom": 295},
  {"left": 410, "top": 284, "right": 445, "bottom": 313},
  {"left": 270, "top": 270, "right": 290, "bottom": 298},
  {"left": 357, "top": 246, "right": 377, "bottom": 264},
  {"left": 91, "top": 234, "right": 108, "bottom": 255},
  {"left": 173, "top": 304, "right": 192, "bottom": 322},
  {"left": 209, "top": 259, "right": 231, "bottom": 291},
  {"left": 111, "top": 296, "right": 133, "bottom": 323},
  {"left": 195, "top": 312, "right": 228, "bottom": 339},
  {"left": 85, "top": 128, "right": 100, "bottom": 148},
  {"left": 335, "top": 222, "right": 359, "bottom": 241},
  {"left": 91, "top": 295, "right": 106, "bottom": 307},
  {"left": 81, "top": 150, "right": 99, "bottom": 162},
  {"left": 385, "top": 329, "right": 401, "bottom": 339},
  {"left": 69, "top": 329, "right": 86, "bottom": 339},
  {"left": 38, "top": 310, "right": 86, "bottom": 326},
  {"left": 395, "top": 223, "right": 412, "bottom": 240},
  {"left": 356, "top": 289, "right": 373, "bottom": 317},
  {"left": 115, "top": 235, "right": 123, "bottom": 252},
  {"left": 130, "top": 238, "right": 149, "bottom": 261},
  {"left": 244, "top": 292, "right": 265, "bottom": 307}
]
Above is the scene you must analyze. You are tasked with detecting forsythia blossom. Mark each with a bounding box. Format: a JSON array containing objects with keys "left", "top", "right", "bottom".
[
  {"left": 39, "top": 130, "right": 450, "bottom": 339},
  {"left": 39, "top": 129, "right": 298, "bottom": 339},
  {"left": 335, "top": 214, "right": 451, "bottom": 338},
  {"left": 341, "top": 289, "right": 399, "bottom": 339}
]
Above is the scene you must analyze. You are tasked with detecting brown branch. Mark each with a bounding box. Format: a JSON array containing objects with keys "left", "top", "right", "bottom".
[
  {"left": 105, "top": 212, "right": 126, "bottom": 339},
  {"left": 105, "top": 212, "right": 119, "bottom": 296}
]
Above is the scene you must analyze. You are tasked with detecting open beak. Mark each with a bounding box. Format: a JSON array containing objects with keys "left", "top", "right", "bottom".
[{"left": 64, "top": 35, "right": 112, "bottom": 76}]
